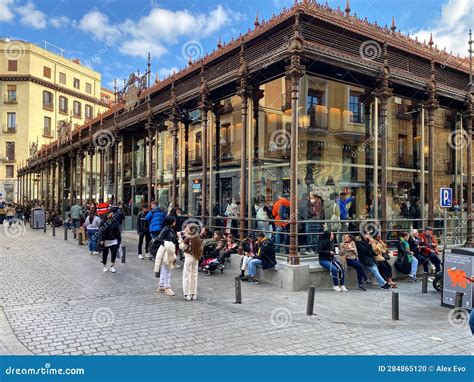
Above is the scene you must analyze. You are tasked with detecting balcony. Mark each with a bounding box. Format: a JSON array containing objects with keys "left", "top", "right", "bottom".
[
  {"left": 2, "top": 125, "right": 17, "bottom": 133},
  {"left": 43, "top": 102, "right": 54, "bottom": 111},
  {"left": 299, "top": 106, "right": 329, "bottom": 135},
  {"left": 3, "top": 95, "right": 17, "bottom": 104}
]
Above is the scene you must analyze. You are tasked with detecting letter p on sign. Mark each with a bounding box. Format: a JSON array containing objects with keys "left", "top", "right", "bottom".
[{"left": 440, "top": 188, "right": 452, "bottom": 208}]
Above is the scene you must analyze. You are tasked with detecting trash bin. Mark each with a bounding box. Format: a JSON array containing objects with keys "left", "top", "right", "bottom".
[
  {"left": 442, "top": 248, "right": 473, "bottom": 310},
  {"left": 30, "top": 208, "right": 45, "bottom": 229}
]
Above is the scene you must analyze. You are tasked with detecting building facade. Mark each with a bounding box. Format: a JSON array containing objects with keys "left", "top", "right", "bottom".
[
  {"left": 18, "top": 2, "right": 474, "bottom": 260},
  {"left": 0, "top": 39, "right": 109, "bottom": 202}
]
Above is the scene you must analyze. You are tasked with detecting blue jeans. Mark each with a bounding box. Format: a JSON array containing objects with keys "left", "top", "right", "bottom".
[
  {"left": 319, "top": 259, "right": 345, "bottom": 286},
  {"left": 469, "top": 309, "right": 474, "bottom": 335},
  {"left": 409, "top": 257, "right": 419, "bottom": 277},
  {"left": 365, "top": 264, "right": 386, "bottom": 286},
  {"left": 248, "top": 259, "right": 262, "bottom": 277},
  {"left": 274, "top": 226, "right": 288, "bottom": 253},
  {"left": 87, "top": 229, "right": 98, "bottom": 252},
  {"left": 346, "top": 258, "right": 367, "bottom": 285}
]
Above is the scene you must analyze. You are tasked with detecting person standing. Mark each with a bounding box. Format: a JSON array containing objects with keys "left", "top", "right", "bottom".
[
  {"left": 83, "top": 209, "right": 101, "bottom": 255},
  {"left": 154, "top": 216, "right": 178, "bottom": 296},
  {"left": 5, "top": 204, "right": 15, "bottom": 227},
  {"left": 272, "top": 193, "right": 290, "bottom": 254},
  {"left": 137, "top": 204, "right": 151, "bottom": 260},
  {"left": 98, "top": 211, "right": 121, "bottom": 273},
  {"left": 69, "top": 202, "right": 83, "bottom": 239},
  {"left": 179, "top": 224, "right": 203, "bottom": 301},
  {"left": 145, "top": 201, "right": 167, "bottom": 240},
  {"left": 0, "top": 202, "right": 6, "bottom": 225}
]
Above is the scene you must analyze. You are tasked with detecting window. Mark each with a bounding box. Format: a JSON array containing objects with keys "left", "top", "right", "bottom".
[
  {"left": 6, "top": 142, "right": 15, "bottom": 160},
  {"left": 8, "top": 60, "right": 17, "bottom": 71},
  {"left": 43, "top": 66, "right": 51, "bottom": 78},
  {"left": 85, "top": 105, "right": 93, "bottom": 121},
  {"left": 44, "top": 116, "right": 52, "bottom": 137},
  {"left": 59, "top": 72, "right": 66, "bottom": 85},
  {"left": 5, "top": 165, "right": 14, "bottom": 178},
  {"left": 349, "top": 91, "right": 364, "bottom": 124},
  {"left": 6, "top": 85, "right": 17, "bottom": 103},
  {"left": 6, "top": 112, "right": 16, "bottom": 131},
  {"left": 73, "top": 101, "right": 81, "bottom": 117},
  {"left": 73, "top": 78, "right": 80, "bottom": 89},
  {"left": 398, "top": 134, "right": 409, "bottom": 167},
  {"left": 306, "top": 89, "right": 326, "bottom": 129},
  {"left": 59, "top": 96, "right": 68, "bottom": 113},
  {"left": 43, "top": 91, "right": 53, "bottom": 110},
  {"left": 85, "top": 82, "right": 92, "bottom": 94}
]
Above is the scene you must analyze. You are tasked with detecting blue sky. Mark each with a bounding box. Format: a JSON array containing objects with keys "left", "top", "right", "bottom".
[{"left": 0, "top": 0, "right": 472, "bottom": 90}]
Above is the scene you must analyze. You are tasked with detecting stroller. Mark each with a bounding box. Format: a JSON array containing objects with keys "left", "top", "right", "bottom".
[{"left": 200, "top": 241, "right": 224, "bottom": 276}]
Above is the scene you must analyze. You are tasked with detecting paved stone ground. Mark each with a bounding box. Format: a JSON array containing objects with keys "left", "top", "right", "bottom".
[{"left": 0, "top": 223, "right": 472, "bottom": 355}]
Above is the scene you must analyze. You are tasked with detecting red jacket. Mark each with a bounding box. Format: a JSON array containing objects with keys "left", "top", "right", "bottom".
[
  {"left": 272, "top": 198, "right": 290, "bottom": 227},
  {"left": 419, "top": 232, "right": 439, "bottom": 256}
]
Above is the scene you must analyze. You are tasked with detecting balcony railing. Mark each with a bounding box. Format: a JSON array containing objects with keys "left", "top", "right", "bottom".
[
  {"left": 4, "top": 95, "right": 17, "bottom": 104},
  {"left": 397, "top": 153, "right": 414, "bottom": 168},
  {"left": 2, "top": 125, "right": 16, "bottom": 133}
]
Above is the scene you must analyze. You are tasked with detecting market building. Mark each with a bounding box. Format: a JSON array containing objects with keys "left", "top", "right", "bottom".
[{"left": 16, "top": 1, "right": 473, "bottom": 262}]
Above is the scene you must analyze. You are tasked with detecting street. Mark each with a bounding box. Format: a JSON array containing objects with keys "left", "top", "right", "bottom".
[{"left": 0, "top": 224, "right": 472, "bottom": 355}]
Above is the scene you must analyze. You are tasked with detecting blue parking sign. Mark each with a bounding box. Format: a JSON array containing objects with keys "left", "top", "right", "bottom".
[{"left": 439, "top": 188, "right": 452, "bottom": 208}]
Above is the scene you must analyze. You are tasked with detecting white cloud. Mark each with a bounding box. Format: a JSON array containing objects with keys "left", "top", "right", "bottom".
[
  {"left": 17, "top": 1, "right": 46, "bottom": 29},
  {"left": 50, "top": 15, "right": 70, "bottom": 28},
  {"left": 410, "top": 0, "right": 473, "bottom": 57},
  {"left": 0, "top": 0, "right": 14, "bottom": 22},
  {"left": 78, "top": 5, "right": 237, "bottom": 59},
  {"left": 157, "top": 66, "right": 179, "bottom": 79}
]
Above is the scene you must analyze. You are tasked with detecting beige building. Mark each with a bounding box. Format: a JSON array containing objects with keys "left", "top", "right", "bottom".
[{"left": 0, "top": 39, "right": 110, "bottom": 202}]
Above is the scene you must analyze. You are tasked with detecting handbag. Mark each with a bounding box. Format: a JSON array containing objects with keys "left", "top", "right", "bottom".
[
  {"left": 330, "top": 203, "right": 341, "bottom": 230},
  {"left": 382, "top": 251, "right": 391, "bottom": 261},
  {"left": 116, "top": 246, "right": 123, "bottom": 259}
]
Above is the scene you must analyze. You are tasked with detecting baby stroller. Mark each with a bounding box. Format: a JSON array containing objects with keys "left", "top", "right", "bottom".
[{"left": 200, "top": 241, "right": 224, "bottom": 276}]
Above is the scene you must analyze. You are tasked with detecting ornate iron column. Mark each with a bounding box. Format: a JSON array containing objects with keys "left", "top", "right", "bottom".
[
  {"left": 199, "top": 62, "right": 211, "bottom": 221},
  {"left": 78, "top": 150, "right": 84, "bottom": 205},
  {"left": 46, "top": 162, "right": 51, "bottom": 209},
  {"left": 374, "top": 43, "right": 393, "bottom": 240},
  {"left": 212, "top": 102, "right": 222, "bottom": 209},
  {"left": 182, "top": 112, "right": 191, "bottom": 213},
  {"left": 99, "top": 149, "right": 105, "bottom": 202},
  {"left": 424, "top": 61, "right": 439, "bottom": 227},
  {"left": 286, "top": 12, "right": 305, "bottom": 263},
  {"left": 88, "top": 146, "right": 95, "bottom": 202},
  {"left": 51, "top": 160, "right": 57, "bottom": 211},
  {"left": 145, "top": 111, "right": 155, "bottom": 204},
  {"left": 170, "top": 80, "right": 180, "bottom": 208},
  {"left": 465, "top": 29, "right": 473, "bottom": 246},
  {"left": 237, "top": 42, "right": 251, "bottom": 240},
  {"left": 252, "top": 89, "right": 264, "bottom": 163}
]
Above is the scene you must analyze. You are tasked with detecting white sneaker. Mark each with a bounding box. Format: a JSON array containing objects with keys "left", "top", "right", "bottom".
[
  {"left": 333, "top": 286, "right": 342, "bottom": 292},
  {"left": 109, "top": 266, "right": 116, "bottom": 273},
  {"left": 102, "top": 266, "right": 108, "bottom": 272},
  {"left": 340, "top": 285, "right": 348, "bottom": 292},
  {"left": 192, "top": 295, "right": 197, "bottom": 300},
  {"left": 138, "top": 254, "right": 144, "bottom": 259},
  {"left": 184, "top": 295, "right": 192, "bottom": 301}
]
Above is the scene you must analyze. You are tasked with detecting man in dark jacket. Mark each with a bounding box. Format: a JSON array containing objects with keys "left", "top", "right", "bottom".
[
  {"left": 355, "top": 232, "right": 390, "bottom": 289},
  {"left": 246, "top": 232, "right": 276, "bottom": 284},
  {"left": 137, "top": 204, "right": 151, "bottom": 260},
  {"left": 145, "top": 201, "right": 167, "bottom": 239}
]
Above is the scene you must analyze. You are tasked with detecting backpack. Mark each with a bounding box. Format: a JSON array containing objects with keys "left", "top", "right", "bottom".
[{"left": 278, "top": 203, "right": 290, "bottom": 221}]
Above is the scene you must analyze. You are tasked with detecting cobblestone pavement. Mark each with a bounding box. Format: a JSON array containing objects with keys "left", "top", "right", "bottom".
[{"left": 0, "top": 224, "right": 472, "bottom": 355}]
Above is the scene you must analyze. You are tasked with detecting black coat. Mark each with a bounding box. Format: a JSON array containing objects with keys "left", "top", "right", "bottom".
[
  {"left": 317, "top": 232, "right": 336, "bottom": 262},
  {"left": 256, "top": 239, "right": 276, "bottom": 270},
  {"left": 355, "top": 238, "right": 376, "bottom": 267},
  {"left": 137, "top": 211, "right": 149, "bottom": 234},
  {"left": 98, "top": 219, "right": 121, "bottom": 244}
]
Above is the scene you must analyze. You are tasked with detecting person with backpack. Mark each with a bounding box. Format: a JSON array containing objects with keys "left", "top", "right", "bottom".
[
  {"left": 272, "top": 193, "right": 290, "bottom": 254},
  {"left": 98, "top": 211, "right": 122, "bottom": 273},
  {"left": 83, "top": 208, "right": 101, "bottom": 255},
  {"left": 395, "top": 232, "right": 419, "bottom": 282},
  {"left": 179, "top": 223, "right": 203, "bottom": 301},
  {"left": 137, "top": 204, "right": 151, "bottom": 259}
]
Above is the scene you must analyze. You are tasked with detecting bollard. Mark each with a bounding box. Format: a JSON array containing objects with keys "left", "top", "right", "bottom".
[
  {"left": 64, "top": 227, "right": 68, "bottom": 240},
  {"left": 43, "top": 223, "right": 46, "bottom": 233},
  {"left": 78, "top": 231, "right": 83, "bottom": 246},
  {"left": 234, "top": 277, "right": 242, "bottom": 304},
  {"left": 454, "top": 292, "right": 464, "bottom": 320},
  {"left": 120, "top": 245, "right": 126, "bottom": 264},
  {"left": 35, "top": 221, "right": 39, "bottom": 229},
  {"left": 392, "top": 291, "right": 399, "bottom": 321},
  {"left": 422, "top": 272, "right": 428, "bottom": 293},
  {"left": 306, "top": 286, "right": 316, "bottom": 316},
  {"left": 52, "top": 224, "right": 56, "bottom": 236}
]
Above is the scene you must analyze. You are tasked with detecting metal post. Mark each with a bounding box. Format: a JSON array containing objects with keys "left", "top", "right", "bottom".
[
  {"left": 443, "top": 208, "right": 447, "bottom": 246},
  {"left": 391, "top": 291, "right": 399, "bottom": 321},
  {"left": 78, "top": 230, "right": 83, "bottom": 245},
  {"left": 422, "top": 272, "right": 428, "bottom": 293},
  {"left": 64, "top": 227, "right": 68, "bottom": 240},
  {"left": 374, "top": 99, "right": 379, "bottom": 221},
  {"left": 121, "top": 245, "right": 126, "bottom": 263},
  {"left": 43, "top": 221, "right": 46, "bottom": 233},
  {"left": 52, "top": 223, "right": 55, "bottom": 236},
  {"left": 454, "top": 291, "right": 464, "bottom": 309},
  {"left": 306, "top": 286, "right": 316, "bottom": 316},
  {"left": 420, "top": 106, "right": 426, "bottom": 227},
  {"left": 234, "top": 276, "right": 242, "bottom": 304}
]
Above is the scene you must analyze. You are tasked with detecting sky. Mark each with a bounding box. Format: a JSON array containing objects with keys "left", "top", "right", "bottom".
[{"left": 0, "top": 0, "right": 472, "bottom": 91}]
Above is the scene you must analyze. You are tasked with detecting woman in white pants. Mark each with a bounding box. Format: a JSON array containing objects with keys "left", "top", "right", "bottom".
[{"left": 179, "top": 225, "right": 203, "bottom": 301}]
